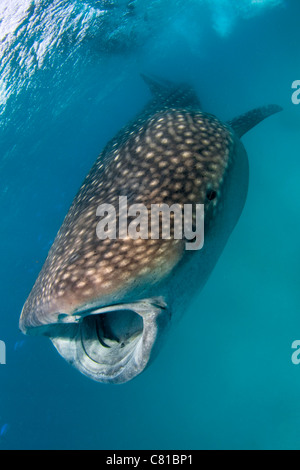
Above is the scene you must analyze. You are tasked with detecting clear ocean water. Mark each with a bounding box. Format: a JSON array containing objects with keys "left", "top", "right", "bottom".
[{"left": 0, "top": 0, "right": 300, "bottom": 450}]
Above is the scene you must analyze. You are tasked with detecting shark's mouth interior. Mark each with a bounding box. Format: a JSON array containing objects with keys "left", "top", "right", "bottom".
[
  {"left": 81, "top": 310, "right": 143, "bottom": 352},
  {"left": 47, "top": 298, "right": 168, "bottom": 384}
]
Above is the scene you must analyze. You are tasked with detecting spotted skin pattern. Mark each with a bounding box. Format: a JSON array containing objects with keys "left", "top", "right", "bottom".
[{"left": 20, "top": 105, "right": 233, "bottom": 331}]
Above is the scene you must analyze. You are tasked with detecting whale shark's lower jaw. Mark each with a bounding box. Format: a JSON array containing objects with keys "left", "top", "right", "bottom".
[{"left": 47, "top": 298, "right": 169, "bottom": 384}]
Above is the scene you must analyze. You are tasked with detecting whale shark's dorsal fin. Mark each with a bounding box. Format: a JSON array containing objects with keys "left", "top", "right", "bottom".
[
  {"left": 140, "top": 74, "right": 174, "bottom": 98},
  {"left": 141, "top": 73, "right": 201, "bottom": 109},
  {"left": 228, "top": 105, "right": 282, "bottom": 138}
]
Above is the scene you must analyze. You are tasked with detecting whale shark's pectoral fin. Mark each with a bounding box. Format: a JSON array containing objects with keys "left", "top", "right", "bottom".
[
  {"left": 141, "top": 73, "right": 201, "bottom": 109},
  {"left": 228, "top": 104, "right": 283, "bottom": 138}
]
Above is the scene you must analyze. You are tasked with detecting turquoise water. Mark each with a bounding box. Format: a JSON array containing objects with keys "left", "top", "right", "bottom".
[{"left": 1, "top": 0, "right": 300, "bottom": 450}]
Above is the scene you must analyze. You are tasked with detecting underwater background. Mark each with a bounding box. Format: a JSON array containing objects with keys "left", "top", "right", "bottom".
[{"left": 0, "top": 0, "right": 300, "bottom": 450}]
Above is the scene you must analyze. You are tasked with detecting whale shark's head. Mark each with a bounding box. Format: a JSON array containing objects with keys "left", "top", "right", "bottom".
[{"left": 20, "top": 75, "right": 282, "bottom": 384}]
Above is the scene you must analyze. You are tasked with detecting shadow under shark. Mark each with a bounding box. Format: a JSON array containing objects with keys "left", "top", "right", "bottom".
[{"left": 20, "top": 75, "right": 282, "bottom": 384}]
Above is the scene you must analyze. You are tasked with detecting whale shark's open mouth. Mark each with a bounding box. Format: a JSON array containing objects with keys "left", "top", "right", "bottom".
[{"left": 47, "top": 298, "right": 169, "bottom": 384}]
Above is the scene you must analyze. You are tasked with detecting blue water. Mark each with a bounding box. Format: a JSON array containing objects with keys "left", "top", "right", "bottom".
[{"left": 0, "top": 0, "right": 300, "bottom": 450}]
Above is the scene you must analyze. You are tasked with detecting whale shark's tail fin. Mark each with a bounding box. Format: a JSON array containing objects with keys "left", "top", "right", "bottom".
[
  {"left": 141, "top": 73, "right": 201, "bottom": 109},
  {"left": 228, "top": 105, "right": 283, "bottom": 138}
]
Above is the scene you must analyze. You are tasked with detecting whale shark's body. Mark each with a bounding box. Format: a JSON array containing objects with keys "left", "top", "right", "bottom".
[{"left": 19, "top": 76, "right": 281, "bottom": 383}]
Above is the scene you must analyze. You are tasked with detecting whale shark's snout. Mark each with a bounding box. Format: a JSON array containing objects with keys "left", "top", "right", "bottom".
[{"left": 20, "top": 75, "right": 282, "bottom": 384}]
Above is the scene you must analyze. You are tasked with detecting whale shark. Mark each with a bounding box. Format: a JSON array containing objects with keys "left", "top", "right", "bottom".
[{"left": 19, "top": 75, "right": 282, "bottom": 384}]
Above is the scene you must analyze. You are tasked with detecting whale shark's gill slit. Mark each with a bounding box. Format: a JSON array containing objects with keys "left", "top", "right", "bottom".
[
  {"left": 95, "top": 316, "right": 110, "bottom": 348},
  {"left": 99, "top": 314, "right": 120, "bottom": 345}
]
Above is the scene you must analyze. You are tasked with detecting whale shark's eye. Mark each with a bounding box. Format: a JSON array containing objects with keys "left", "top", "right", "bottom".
[{"left": 206, "top": 190, "right": 217, "bottom": 201}]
